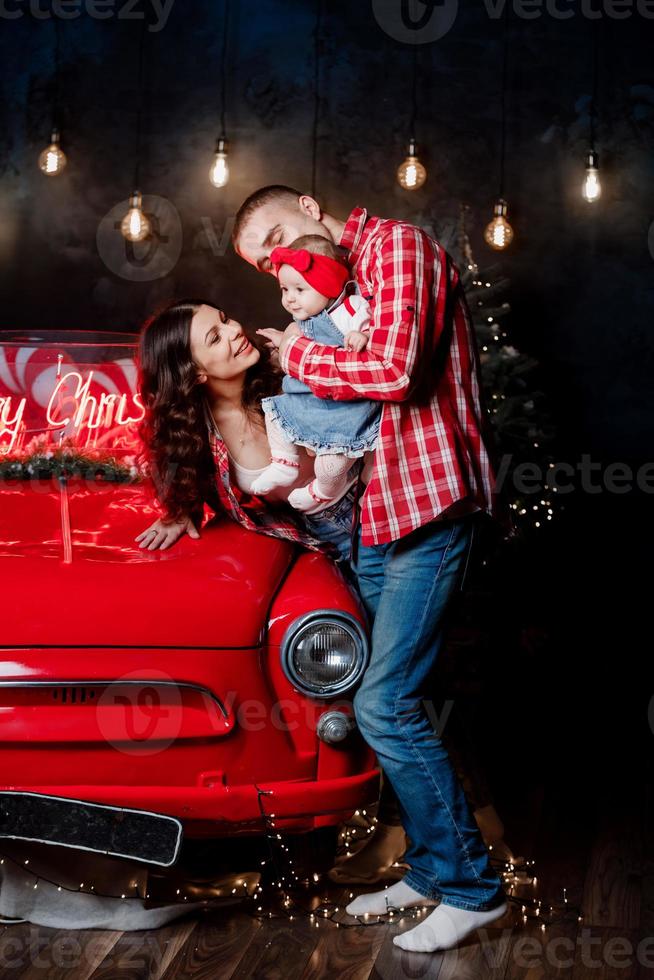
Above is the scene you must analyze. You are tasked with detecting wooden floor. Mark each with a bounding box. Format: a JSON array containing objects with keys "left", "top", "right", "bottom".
[{"left": 0, "top": 767, "right": 651, "bottom": 980}]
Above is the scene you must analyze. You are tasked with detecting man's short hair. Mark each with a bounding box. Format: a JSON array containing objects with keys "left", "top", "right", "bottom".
[
  {"left": 288, "top": 234, "right": 347, "bottom": 266},
  {"left": 232, "top": 185, "right": 305, "bottom": 246}
]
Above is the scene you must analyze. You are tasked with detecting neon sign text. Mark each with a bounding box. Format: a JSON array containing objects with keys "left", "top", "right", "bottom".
[
  {"left": 0, "top": 396, "right": 27, "bottom": 453},
  {"left": 0, "top": 368, "right": 144, "bottom": 455},
  {"left": 46, "top": 370, "right": 145, "bottom": 431}
]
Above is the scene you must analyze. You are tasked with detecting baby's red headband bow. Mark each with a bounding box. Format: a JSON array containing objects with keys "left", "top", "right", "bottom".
[{"left": 270, "top": 246, "right": 349, "bottom": 300}]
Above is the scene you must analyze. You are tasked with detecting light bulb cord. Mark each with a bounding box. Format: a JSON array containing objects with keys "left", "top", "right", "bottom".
[
  {"left": 590, "top": 16, "right": 600, "bottom": 150},
  {"left": 311, "top": 0, "right": 323, "bottom": 199},
  {"left": 52, "top": 15, "right": 62, "bottom": 132},
  {"left": 219, "top": 0, "right": 230, "bottom": 140},
  {"left": 498, "top": 0, "right": 510, "bottom": 199},
  {"left": 133, "top": 14, "right": 148, "bottom": 191},
  {"left": 409, "top": 44, "right": 418, "bottom": 140}
]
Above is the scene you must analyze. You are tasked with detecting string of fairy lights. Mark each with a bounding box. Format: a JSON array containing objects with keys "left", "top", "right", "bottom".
[
  {"left": 0, "top": 804, "right": 584, "bottom": 933},
  {"left": 35, "top": 4, "right": 604, "bottom": 249}
]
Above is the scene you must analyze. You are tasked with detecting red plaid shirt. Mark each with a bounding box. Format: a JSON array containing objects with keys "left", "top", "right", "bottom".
[
  {"left": 207, "top": 426, "right": 328, "bottom": 554},
  {"left": 280, "top": 206, "right": 501, "bottom": 547}
]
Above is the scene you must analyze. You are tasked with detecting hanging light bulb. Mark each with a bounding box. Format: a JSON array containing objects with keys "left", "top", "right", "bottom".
[
  {"left": 397, "top": 139, "right": 427, "bottom": 191},
  {"left": 484, "top": 199, "right": 514, "bottom": 251},
  {"left": 120, "top": 191, "right": 151, "bottom": 243},
  {"left": 582, "top": 149, "right": 601, "bottom": 203},
  {"left": 209, "top": 137, "right": 229, "bottom": 188},
  {"left": 38, "top": 128, "right": 67, "bottom": 176}
]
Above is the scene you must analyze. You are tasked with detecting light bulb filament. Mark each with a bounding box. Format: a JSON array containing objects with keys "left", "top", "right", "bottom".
[
  {"left": 120, "top": 191, "right": 152, "bottom": 243},
  {"left": 484, "top": 199, "right": 514, "bottom": 251},
  {"left": 583, "top": 169, "right": 601, "bottom": 202},
  {"left": 210, "top": 138, "right": 230, "bottom": 188},
  {"left": 582, "top": 150, "right": 601, "bottom": 203},
  {"left": 397, "top": 139, "right": 427, "bottom": 191},
  {"left": 38, "top": 129, "right": 67, "bottom": 176}
]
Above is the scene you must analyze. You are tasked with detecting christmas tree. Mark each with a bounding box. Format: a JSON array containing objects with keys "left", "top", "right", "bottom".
[{"left": 453, "top": 205, "right": 560, "bottom": 535}]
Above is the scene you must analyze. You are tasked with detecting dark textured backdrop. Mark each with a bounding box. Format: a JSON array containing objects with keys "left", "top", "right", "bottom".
[
  {"left": 0, "top": 0, "right": 653, "bottom": 463},
  {"left": 1, "top": 0, "right": 652, "bottom": 812}
]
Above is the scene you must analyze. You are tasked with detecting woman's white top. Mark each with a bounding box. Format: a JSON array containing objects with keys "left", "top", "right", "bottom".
[
  {"left": 204, "top": 399, "right": 371, "bottom": 504},
  {"left": 227, "top": 455, "right": 271, "bottom": 494}
]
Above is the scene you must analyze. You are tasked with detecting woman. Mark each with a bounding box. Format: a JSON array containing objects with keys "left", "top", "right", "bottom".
[{"left": 134, "top": 298, "right": 357, "bottom": 560}]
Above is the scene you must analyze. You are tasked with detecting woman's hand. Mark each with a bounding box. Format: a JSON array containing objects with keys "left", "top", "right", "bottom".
[{"left": 134, "top": 515, "right": 200, "bottom": 551}]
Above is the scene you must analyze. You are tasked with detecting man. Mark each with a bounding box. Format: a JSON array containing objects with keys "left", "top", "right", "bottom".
[{"left": 233, "top": 186, "right": 507, "bottom": 953}]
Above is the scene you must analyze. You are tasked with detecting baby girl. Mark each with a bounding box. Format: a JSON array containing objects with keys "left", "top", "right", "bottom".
[{"left": 253, "top": 235, "right": 381, "bottom": 513}]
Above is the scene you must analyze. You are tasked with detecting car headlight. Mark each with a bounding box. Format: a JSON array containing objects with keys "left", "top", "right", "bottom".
[{"left": 280, "top": 611, "right": 369, "bottom": 698}]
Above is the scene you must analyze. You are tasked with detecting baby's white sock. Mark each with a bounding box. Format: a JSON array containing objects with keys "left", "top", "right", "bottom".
[
  {"left": 393, "top": 900, "right": 508, "bottom": 953},
  {"left": 345, "top": 879, "right": 438, "bottom": 917},
  {"left": 250, "top": 417, "right": 300, "bottom": 495},
  {"left": 287, "top": 480, "right": 332, "bottom": 513},
  {"left": 249, "top": 460, "right": 299, "bottom": 495},
  {"left": 288, "top": 453, "right": 351, "bottom": 513}
]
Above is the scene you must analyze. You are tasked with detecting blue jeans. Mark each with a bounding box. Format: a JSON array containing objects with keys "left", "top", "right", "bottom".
[
  {"left": 302, "top": 483, "right": 357, "bottom": 566},
  {"left": 351, "top": 514, "right": 506, "bottom": 912}
]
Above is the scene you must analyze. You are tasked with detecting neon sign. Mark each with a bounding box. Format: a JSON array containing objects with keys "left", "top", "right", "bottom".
[
  {"left": 0, "top": 332, "right": 145, "bottom": 457},
  {"left": 46, "top": 370, "right": 145, "bottom": 432},
  {"left": 0, "top": 397, "right": 26, "bottom": 453}
]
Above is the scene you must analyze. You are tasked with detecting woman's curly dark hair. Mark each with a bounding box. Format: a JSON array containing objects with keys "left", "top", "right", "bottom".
[{"left": 137, "top": 298, "right": 281, "bottom": 527}]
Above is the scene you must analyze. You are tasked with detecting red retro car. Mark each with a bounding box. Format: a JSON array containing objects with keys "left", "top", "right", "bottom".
[{"left": 0, "top": 331, "right": 378, "bottom": 870}]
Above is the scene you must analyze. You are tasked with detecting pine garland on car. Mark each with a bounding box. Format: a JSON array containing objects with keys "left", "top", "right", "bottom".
[{"left": 0, "top": 440, "right": 142, "bottom": 483}]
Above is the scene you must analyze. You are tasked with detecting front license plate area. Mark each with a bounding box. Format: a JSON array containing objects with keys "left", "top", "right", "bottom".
[{"left": 0, "top": 792, "right": 182, "bottom": 867}]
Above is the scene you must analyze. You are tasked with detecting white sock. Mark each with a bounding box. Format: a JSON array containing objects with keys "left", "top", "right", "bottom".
[
  {"left": 287, "top": 480, "right": 333, "bottom": 513},
  {"left": 249, "top": 460, "right": 299, "bottom": 495},
  {"left": 393, "top": 900, "right": 508, "bottom": 953},
  {"left": 250, "top": 416, "right": 300, "bottom": 495},
  {"left": 288, "top": 453, "right": 352, "bottom": 513},
  {"left": 345, "top": 879, "right": 438, "bottom": 917}
]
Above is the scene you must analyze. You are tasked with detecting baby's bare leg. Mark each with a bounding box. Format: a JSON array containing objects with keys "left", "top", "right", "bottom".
[{"left": 288, "top": 453, "right": 352, "bottom": 513}]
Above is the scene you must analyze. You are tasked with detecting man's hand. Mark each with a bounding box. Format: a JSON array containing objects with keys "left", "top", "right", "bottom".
[
  {"left": 134, "top": 515, "right": 200, "bottom": 551},
  {"left": 344, "top": 330, "right": 369, "bottom": 352}
]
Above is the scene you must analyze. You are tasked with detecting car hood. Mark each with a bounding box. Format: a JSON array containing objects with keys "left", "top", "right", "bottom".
[{"left": 0, "top": 480, "right": 295, "bottom": 648}]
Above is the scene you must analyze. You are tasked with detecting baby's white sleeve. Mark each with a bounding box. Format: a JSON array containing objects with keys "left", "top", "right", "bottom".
[
  {"left": 348, "top": 294, "right": 373, "bottom": 333},
  {"left": 331, "top": 294, "right": 373, "bottom": 336}
]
